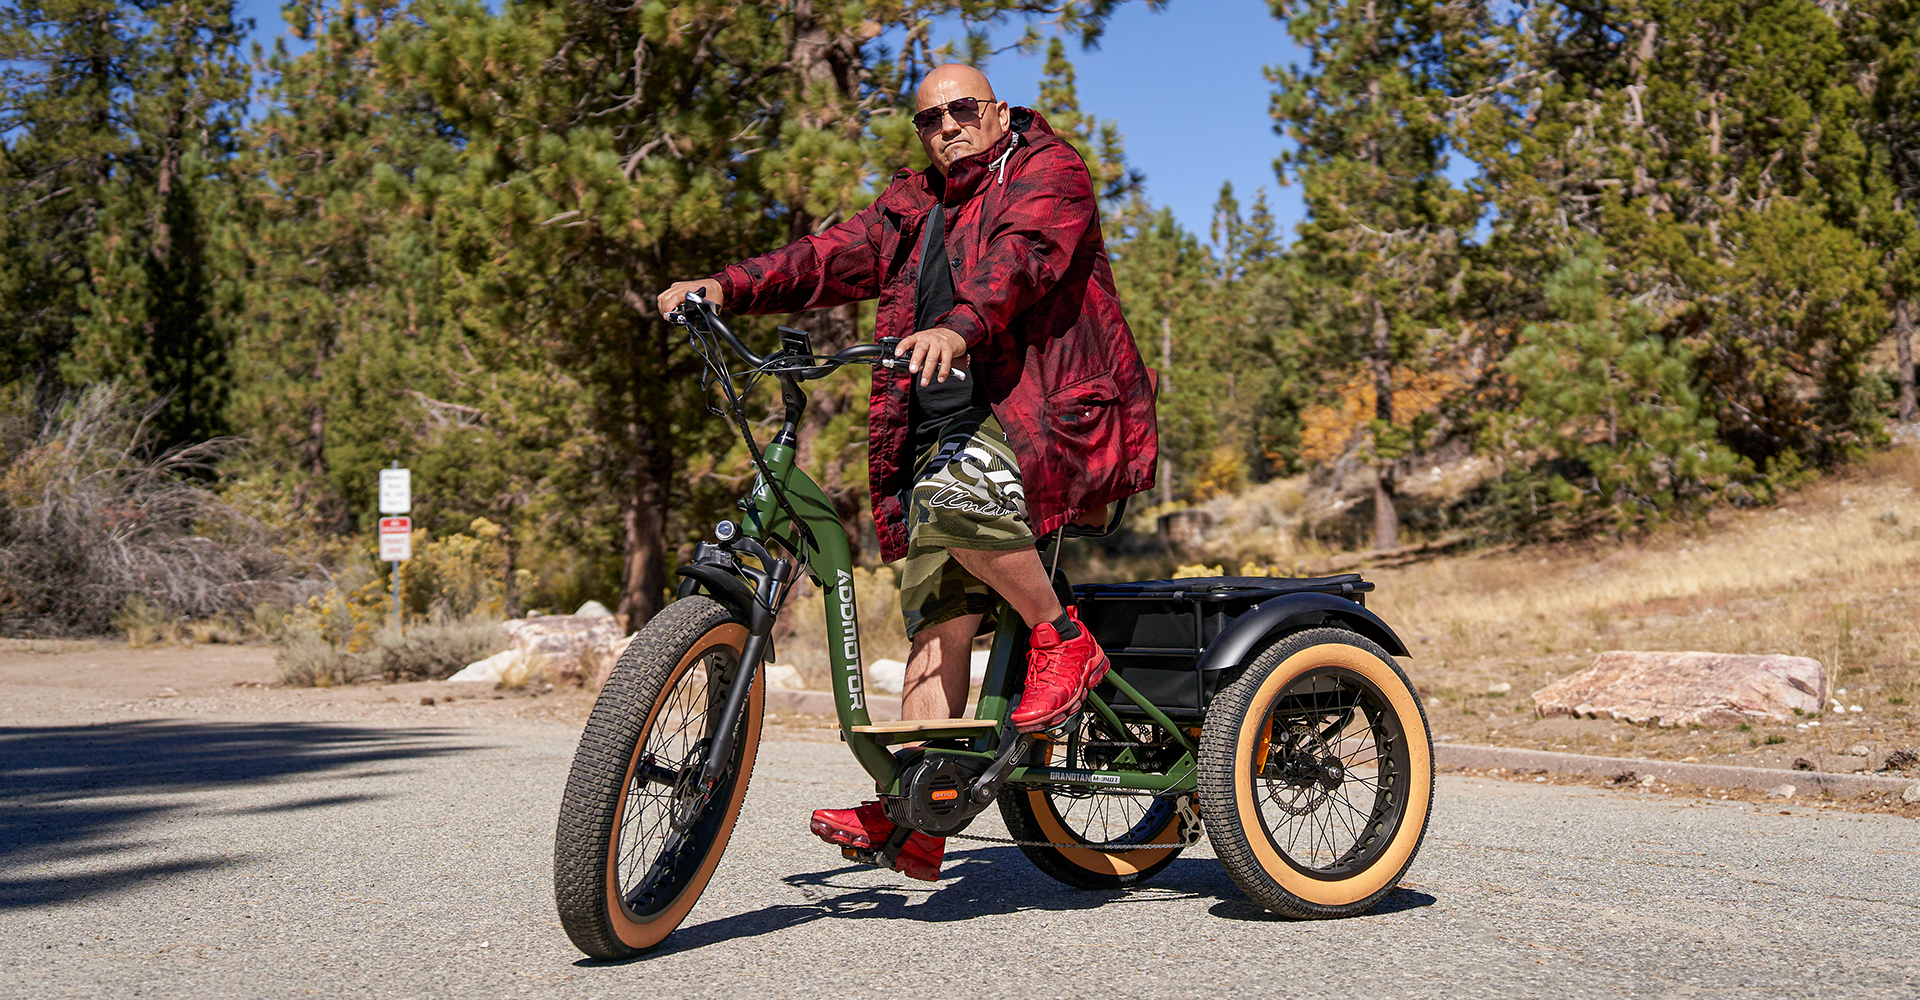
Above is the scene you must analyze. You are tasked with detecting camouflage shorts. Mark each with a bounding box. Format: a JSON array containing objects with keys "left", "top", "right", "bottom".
[{"left": 898, "top": 416, "right": 1034, "bottom": 639}]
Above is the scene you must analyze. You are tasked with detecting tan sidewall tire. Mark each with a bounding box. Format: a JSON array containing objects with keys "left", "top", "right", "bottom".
[
  {"left": 1022, "top": 740, "right": 1183, "bottom": 876},
  {"left": 1209, "top": 632, "right": 1431, "bottom": 913},
  {"left": 603, "top": 623, "right": 760, "bottom": 951}
]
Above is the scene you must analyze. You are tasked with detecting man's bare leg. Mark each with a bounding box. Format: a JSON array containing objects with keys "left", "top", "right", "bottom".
[
  {"left": 901, "top": 612, "right": 982, "bottom": 720},
  {"left": 948, "top": 546, "right": 1063, "bottom": 628}
]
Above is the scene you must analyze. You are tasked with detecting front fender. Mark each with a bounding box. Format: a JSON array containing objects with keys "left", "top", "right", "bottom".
[
  {"left": 1194, "top": 591, "right": 1409, "bottom": 675},
  {"left": 674, "top": 564, "right": 758, "bottom": 626}
]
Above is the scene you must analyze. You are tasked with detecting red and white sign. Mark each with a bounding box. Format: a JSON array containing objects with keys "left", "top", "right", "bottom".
[{"left": 379, "top": 517, "right": 412, "bottom": 561}]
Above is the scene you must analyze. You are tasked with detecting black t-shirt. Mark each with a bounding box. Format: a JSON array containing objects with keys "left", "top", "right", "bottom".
[{"left": 909, "top": 201, "right": 990, "bottom": 455}]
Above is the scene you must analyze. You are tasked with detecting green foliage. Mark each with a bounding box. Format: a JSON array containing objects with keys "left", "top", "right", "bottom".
[
  {"left": 1451, "top": 0, "right": 1898, "bottom": 477},
  {"left": 1498, "top": 242, "right": 1749, "bottom": 531},
  {"left": 0, "top": 0, "right": 251, "bottom": 447},
  {"left": 17, "top": 0, "right": 1920, "bottom": 647},
  {"left": 398, "top": 518, "right": 513, "bottom": 620},
  {"left": 1267, "top": 0, "right": 1478, "bottom": 548}
]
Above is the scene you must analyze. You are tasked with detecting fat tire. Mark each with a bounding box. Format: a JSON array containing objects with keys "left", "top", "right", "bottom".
[
  {"left": 553, "top": 597, "right": 764, "bottom": 959},
  {"left": 1197, "top": 627, "right": 1433, "bottom": 919}
]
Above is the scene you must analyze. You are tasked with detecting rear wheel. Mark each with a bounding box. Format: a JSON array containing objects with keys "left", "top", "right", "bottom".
[
  {"left": 553, "top": 597, "right": 764, "bottom": 958},
  {"left": 998, "top": 716, "right": 1189, "bottom": 889},
  {"left": 1197, "top": 627, "right": 1432, "bottom": 918}
]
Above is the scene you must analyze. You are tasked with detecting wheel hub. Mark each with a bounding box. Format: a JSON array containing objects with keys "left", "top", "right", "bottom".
[{"left": 1265, "top": 722, "right": 1345, "bottom": 815}]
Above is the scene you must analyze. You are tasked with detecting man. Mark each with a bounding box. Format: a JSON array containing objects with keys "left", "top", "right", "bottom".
[{"left": 656, "top": 64, "right": 1156, "bottom": 881}]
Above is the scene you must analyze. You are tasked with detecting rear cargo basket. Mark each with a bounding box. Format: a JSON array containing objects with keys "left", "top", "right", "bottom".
[{"left": 1074, "top": 575, "right": 1372, "bottom": 721}]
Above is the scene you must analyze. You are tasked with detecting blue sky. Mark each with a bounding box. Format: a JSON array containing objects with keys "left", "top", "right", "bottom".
[
  {"left": 937, "top": 4, "right": 1310, "bottom": 244},
  {"left": 233, "top": 1, "right": 1312, "bottom": 243}
]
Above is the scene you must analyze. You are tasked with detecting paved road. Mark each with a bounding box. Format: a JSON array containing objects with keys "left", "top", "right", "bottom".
[{"left": 2, "top": 716, "right": 1916, "bottom": 1000}]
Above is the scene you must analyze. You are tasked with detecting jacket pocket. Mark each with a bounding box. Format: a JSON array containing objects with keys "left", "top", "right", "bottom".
[{"left": 1049, "top": 370, "right": 1120, "bottom": 433}]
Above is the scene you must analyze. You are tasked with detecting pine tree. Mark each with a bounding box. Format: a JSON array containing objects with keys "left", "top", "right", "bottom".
[
  {"left": 1, "top": 0, "right": 251, "bottom": 446},
  {"left": 1453, "top": 0, "right": 1890, "bottom": 475},
  {"left": 1499, "top": 241, "right": 1747, "bottom": 531},
  {"left": 226, "top": 0, "right": 452, "bottom": 533},
  {"left": 1854, "top": 0, "right": 1920, "bottom": 424},
  {"left": 379, "top": 0, "right": 1153, "bottom": 626},
  {"left": 1268, "top": 0, "right": 1478, "bottom": 549},
  {"left": 1109, "top": 201, "right": 1216, "bottom": 502},
  {"left": 71, "top": 0, "right": 249, "bottom": 448}
]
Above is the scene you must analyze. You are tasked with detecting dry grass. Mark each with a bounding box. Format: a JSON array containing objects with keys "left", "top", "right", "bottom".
[{"left": 1354, "top": 444, "right": 1920, "bottom": 766}]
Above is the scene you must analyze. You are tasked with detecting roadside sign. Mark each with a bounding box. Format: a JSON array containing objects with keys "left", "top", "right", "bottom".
[
  {"left": 379, "top": 517, "right": 412, "bottom": 561},
  {"left": 379, "top": 468, "right": 411, "bottom": 514}
]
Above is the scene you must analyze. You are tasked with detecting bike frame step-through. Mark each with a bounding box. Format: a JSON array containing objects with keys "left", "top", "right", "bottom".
[{"left": 669, "top": 296, "right": 1198, "bottom": 819}]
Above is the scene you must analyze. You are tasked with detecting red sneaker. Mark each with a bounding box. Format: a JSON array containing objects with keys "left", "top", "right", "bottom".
[
  {"left": 1010, "top": 607, "right": 1109, "bottom": 733},
  {"left": 809, "top": 801, "right": 945, "bottom": 881}
]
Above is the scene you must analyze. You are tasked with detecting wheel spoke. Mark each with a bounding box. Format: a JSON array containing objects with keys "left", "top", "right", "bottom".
[
  {"left": 1249, "top": 670, "right": 1414, "bottom": 877},
  {"left": 607, "top": 644, "right": 750, "bottom": 918}
]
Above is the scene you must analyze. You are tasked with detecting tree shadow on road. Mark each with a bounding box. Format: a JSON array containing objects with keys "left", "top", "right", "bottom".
[
  {"left": 588, "top": 844, "right": 1436, "bottom": 963},
  {"left": 0, "top": 719, "right": 481, "bottom": 909}
]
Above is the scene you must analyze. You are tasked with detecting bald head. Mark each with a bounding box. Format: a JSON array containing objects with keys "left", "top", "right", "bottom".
[
  {"left": 914, "top": 64, "right": 1010, "bottom": 175},
  {"left": 915, "top": 64, "right": 996, "bottom": 108}
]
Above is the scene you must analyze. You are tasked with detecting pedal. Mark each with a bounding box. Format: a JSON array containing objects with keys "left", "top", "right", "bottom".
[{"left": 1036, "top": 711, "right": 1084, "bottom": 742}]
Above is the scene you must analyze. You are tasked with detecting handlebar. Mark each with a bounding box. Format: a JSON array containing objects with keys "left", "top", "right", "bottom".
[{"left": 669, "top": 291, "right": 905, "bottom": 379}]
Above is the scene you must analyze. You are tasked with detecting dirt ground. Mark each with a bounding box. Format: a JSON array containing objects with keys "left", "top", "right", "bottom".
[{"left": 0, "top": 638, "right": 832, "bottom": 744}]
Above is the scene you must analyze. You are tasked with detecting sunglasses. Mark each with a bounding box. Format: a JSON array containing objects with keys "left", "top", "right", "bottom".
[{"left": 912, "top": 96, "right": 991, "bottom": 134}]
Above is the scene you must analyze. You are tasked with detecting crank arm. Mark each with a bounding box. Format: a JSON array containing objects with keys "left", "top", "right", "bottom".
[{"left": 968, "top": 727, "right": 1036, "bottom": 805}]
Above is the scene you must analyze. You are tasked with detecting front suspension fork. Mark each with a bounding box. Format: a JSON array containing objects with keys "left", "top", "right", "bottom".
[{"left": 696, "top": 549, "right": 793, "bottom": 794}]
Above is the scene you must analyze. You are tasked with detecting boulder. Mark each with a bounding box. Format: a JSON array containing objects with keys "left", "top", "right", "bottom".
[
  {"left": 867, "top": 658, "right": 907, "bottom": 694},
  {"left": 449, "top": 615, "right": 633, "bottom": 688},
  {"left": 765, "top": 663, "right": 807, "bottom": 691},
  {"left": 1532, "top": 651, "right": 1826, "bottom": 727},
  {"left": 447, "top": 648, "right": 526, "bottom": 685}
]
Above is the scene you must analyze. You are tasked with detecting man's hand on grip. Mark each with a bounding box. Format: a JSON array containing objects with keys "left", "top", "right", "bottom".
[
  {"left": 895, "top": 327, "right": 967, "bottom": 386},
  {"left": 657, "top": 280, "right": 724, "bottom": 318}
]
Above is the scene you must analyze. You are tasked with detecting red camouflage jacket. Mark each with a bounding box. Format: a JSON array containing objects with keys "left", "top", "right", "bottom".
[{"left": 713, "top": 109, "right": 1157, "bottom": 562}]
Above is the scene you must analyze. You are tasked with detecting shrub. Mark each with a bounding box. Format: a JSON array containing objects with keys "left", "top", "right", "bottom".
[
  {"left": 277, "top": 632, "right": 362, "bottom": 687},
  {"left": 365, "top": 610, "right": 506, "bottom": 681},
  {"left": 0, "top": 387, "right": 312, "bottom": 636},
  {"left": 399, "top": 518, "right": 508, "bottom": 619}
]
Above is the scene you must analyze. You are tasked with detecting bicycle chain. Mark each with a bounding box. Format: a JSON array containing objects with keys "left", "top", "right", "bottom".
[{"left": 945, "top": 793, "right": 1205, "bottom": 853}]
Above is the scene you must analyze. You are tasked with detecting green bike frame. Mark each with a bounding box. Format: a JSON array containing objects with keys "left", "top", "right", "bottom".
[{"left": 737, "top": 439, "right": 1198, "bottom": 800}]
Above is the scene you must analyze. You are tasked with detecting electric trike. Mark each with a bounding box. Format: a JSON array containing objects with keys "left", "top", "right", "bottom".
[{"left": 552, "top": 294, "right": 1434, "bottom": 959}]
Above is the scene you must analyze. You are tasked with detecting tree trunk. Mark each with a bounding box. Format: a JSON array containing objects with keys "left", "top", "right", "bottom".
[
  {"left": 1373, "top": 467, "right": 1399, "bottom": 552},
  {"left": 501, "top": 517, "right": 523, "bottom": 619},
  {"left": 1897, "top": 298, "right": 1916, "bottom": 424},
  {"left": 1159, "top": 313, "right": 1174, "bottom": 504},
  {"left": 1370, "top": 300, "right": 1398, "bottom": 551},
  {"left": 618, "top": 457, "right": 669, "bottom": 631},
  {"left": 617, "top": 312, "right": 674, "bottom": 631},
  {"left": 784, "top": 2, "right": 870, "bottom": 558}
]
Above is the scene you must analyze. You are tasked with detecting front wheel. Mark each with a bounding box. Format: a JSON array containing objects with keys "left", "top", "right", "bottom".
[
  {"left": 1197, "top": 627, "right": 1433, "bottom": 919},
  {"left": 553, "top": 597, "right": 764, "bottom": 959}
]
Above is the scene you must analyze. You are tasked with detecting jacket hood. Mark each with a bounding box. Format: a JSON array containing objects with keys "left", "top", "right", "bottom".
[{"left": 916, "top": 107, "right": 1056, "bottom": 209}]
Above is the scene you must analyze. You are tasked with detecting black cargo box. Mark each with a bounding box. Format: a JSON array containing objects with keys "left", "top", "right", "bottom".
[{"left": 1074, "top": 574, "right": 1372, "bottom": 721}]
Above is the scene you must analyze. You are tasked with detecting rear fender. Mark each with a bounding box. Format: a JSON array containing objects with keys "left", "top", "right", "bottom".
[{"left": 1194, "top": 592, "right": 1409, "bottom": 676}]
